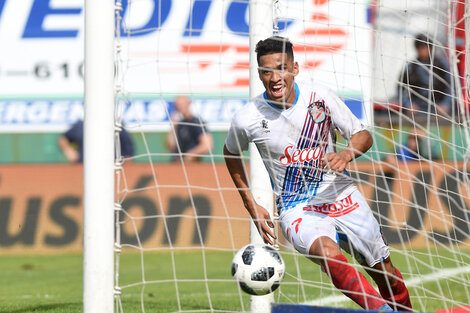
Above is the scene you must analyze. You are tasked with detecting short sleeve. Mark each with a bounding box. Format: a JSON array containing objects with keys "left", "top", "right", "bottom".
[
  {"left": 64, "top": 121, "right": 83, "bottom": 143},
  {"left": 326, "top": 90, "right": 365, "bottom": 140},
  {"left": 225, "top": 116, "right": 249, "bottom": 155}
]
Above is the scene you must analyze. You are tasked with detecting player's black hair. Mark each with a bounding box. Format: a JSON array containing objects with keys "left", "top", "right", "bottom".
[
  {"left": 414, "top": 33, "right": 433, "bottom": 49},
  {"left": 255, "top": 36, "right": 294, "bottom": 65}
]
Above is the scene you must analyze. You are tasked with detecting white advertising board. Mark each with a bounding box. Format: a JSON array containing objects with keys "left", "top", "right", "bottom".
[{"left": 0, "top": 0, "right": 372, "bottom": 132}]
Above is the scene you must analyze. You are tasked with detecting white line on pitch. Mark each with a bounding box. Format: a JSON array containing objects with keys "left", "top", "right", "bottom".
[{"left": 304, "top": 265, "right": 470, "bottom": 306}]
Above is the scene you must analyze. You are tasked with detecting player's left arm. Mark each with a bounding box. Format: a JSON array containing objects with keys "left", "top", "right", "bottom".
[
  {"left": 322, "top": 129, "right": 373, "bottom": 172},
  {"left": 321, "top": 89, "right": 373, "bottom": 172}
]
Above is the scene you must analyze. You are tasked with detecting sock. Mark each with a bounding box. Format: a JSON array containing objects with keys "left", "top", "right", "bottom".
[
  {"left": 324, "top": 254, "right": 387, "bottom": 310},
  {"left": 378, "top": 267, "right": 413, "bottom": 312}
]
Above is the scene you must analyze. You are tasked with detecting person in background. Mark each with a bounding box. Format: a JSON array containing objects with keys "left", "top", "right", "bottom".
[
  {"left": 397, "top": 33, "right": 453, "bottom": 116},
  {"left": 58, "top": 120, "right": 135, "bottom": 163},
  {"left": 166, "top": 96, "right": 213, "bottom": 162},
  {"left": 385, "top": 128, "right": 439, "bottom": 164}
]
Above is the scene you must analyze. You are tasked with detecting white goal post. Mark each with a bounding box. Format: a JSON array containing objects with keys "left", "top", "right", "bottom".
[
  {"left": 83, "top": 0, "right": 115, "bottom": 312},
  {"left": 248, "top": 2, "right": 276, "bottom": 312}
]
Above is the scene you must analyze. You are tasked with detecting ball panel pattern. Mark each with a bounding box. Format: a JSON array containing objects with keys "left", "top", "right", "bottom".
[{"left": 231, "top": 244, "right": 285, "bottom": 296}]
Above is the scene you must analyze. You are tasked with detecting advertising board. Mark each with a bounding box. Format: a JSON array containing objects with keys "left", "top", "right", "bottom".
[
  {"left": 0, "top": 162, "right": 468, "bottom": 253},
  {"left": 0, "top": 0, "right": 371, "bottom": 132}
]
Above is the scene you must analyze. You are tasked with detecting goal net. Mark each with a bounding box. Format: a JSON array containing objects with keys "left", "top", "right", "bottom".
[{"left": 110, "top": 0, "right": 470, "bottom": 312}]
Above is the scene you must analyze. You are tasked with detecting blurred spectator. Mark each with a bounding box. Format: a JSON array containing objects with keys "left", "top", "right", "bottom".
[
  {"left": 385, "top": 128, "right": 439, "bottom": 164},
  {"left": 166, "top": 96, "right": 213, "bottom": 162},
  {"left": 397, "top": 34, "right": 453, "bottom": 116},
  {"left": 58, "top": 120, "right": 134, "bottom": 163}
]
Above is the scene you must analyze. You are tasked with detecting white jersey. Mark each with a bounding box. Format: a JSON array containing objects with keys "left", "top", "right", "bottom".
[{"left": 225, "top": 81, "right": 366, "bottom": 213}]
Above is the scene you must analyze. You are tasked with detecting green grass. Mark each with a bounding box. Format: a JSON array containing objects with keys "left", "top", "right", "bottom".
[
  {"left": 0, "top": 249, "right": 469, "bottom": 312},
  {"left": 0, "top": 253, "right": 82, "bottom": 313}
]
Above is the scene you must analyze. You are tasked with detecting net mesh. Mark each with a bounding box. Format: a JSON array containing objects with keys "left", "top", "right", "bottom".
[{"left": 113, "top": 0, "right": 470, "bottom": 312}]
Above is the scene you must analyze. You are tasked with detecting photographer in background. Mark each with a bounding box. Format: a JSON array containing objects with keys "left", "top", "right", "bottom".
[
  {"left": 397, "top": 33, "right": 453, "bottom": 117},
  {"left": 166, "top": 96, "right": 213, "bottom": 162},
  {"left": 58, "top": 120, "right": 134, "bottom": 163}
]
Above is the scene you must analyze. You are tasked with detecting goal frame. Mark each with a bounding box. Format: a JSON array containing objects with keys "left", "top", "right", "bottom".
[
  {"left": 248, "top": 2, "right": 276, "bottom": 312},
  {"left": 83, "top": 0, "right": 115, "bottom": 312},
  {"left": 81, "top": 0, "right": 279, "bottom": 312},
  {"left": 82, "top": 1, "right": 470, "bottom": 312}
]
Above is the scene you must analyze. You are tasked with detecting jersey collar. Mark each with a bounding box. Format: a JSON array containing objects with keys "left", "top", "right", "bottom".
[{"left": 263, "top": 82, "right": 299, "bottom": 110}]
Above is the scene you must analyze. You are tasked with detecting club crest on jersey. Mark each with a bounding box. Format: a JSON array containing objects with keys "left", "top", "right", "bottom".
[{"left": 308, "top": 101, "right": 326, "bottom": 123}]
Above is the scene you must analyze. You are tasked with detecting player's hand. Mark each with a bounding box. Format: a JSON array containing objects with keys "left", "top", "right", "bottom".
[
  {"left": 247, "top": 203, "right": 276, "bottom": 245},
  {"left": 321, "top": 152, "right": 349, "bottom": 173}
]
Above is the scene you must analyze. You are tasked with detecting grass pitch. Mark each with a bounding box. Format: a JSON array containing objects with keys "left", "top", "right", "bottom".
[{"left": 0, "top": 249, "right": 469, "bottom": 312}]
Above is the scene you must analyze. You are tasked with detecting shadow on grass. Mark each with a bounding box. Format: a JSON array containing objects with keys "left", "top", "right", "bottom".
[{"left": 6, "top": 302, "right": 82, "bottom": 313}]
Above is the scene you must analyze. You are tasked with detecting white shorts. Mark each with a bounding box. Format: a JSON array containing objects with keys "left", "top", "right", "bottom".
[{"left": 279, "top": 190, "right": 390, "bottom": 267}]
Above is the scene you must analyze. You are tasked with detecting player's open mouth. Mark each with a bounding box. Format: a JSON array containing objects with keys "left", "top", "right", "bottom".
[{"left": 271, "top": 84, "right": 285, "bottom": 98}]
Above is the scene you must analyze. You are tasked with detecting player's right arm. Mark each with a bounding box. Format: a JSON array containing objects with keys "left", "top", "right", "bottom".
[
  {"left": 321, "top": 88, "right": 372, "bottom": 172},
  {"left": 223, "top": 145, "right": 276, "bottom": 245}
]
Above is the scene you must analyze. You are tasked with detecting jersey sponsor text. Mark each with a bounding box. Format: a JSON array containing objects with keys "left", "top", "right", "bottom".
[
  {"left": 302, "top": 194, "right": 358, "bottom": 217},
  {"left": 279, "top": 145, "right": 323, "bottom": 166}
]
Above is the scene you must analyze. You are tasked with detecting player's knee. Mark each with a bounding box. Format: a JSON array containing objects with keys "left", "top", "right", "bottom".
[
  {"left": 371, "top": 257, "right": 398, "bottom": 286},
  {"left": 309, "top": 237, "right": 341, "bottom": 260}
]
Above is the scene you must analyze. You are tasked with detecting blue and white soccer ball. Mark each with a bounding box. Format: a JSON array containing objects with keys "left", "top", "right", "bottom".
[{"left": 231, "top": 244, "right": 285, "bottom": 295}]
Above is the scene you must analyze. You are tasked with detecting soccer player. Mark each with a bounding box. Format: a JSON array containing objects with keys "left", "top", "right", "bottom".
[{"left": 223, "top": 36, "right": 412, "bottom": 312}]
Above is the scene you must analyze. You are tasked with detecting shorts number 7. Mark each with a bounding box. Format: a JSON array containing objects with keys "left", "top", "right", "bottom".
[{"left": 291, "top": 218, "right": 302, "bottom": 234}]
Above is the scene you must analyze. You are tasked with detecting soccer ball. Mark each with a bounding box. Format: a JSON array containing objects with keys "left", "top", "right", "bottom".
[{"left": 231, "top": 244, "right": 285, "bottom": 296}]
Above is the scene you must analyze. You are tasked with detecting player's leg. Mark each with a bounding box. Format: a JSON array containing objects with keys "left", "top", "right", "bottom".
[
  {"left": 333, "top": 190, "right": 412, "bottom": 311},
  {"left": 280, "top": 206, "right": 392, "bottom": 311},
  {"left": 309, "top": 237, "right": 392, "bottom": 311},
  {"left": 363, "top": 258, "right": 412, "bottom": 312}
]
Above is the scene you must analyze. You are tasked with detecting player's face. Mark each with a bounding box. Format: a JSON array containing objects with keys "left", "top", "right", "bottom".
[{"left": 258, "top": 52, "right": 299, "bottom": 107}]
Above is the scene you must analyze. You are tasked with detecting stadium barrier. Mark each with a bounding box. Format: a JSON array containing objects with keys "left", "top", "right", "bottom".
[{"left": 0, "top": 125, "right": 464, "bottom": 163}]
